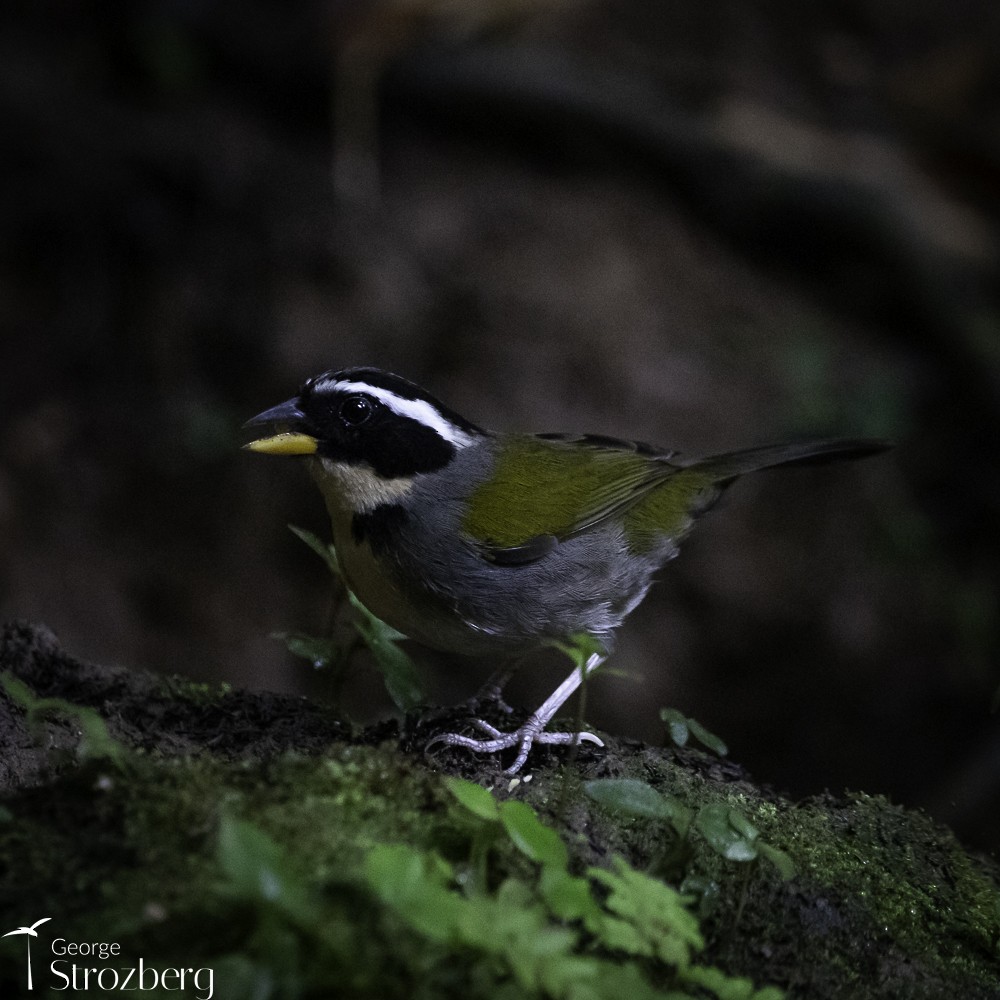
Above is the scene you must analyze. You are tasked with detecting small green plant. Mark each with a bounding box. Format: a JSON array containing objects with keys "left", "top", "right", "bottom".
[
  {"left": 694, "top": 804, "right": 796, "bottom": 879},
  {"left": 660, "top": 708, "right": 729, "bottom": 756},
  {"left": 213, "top": 784, "right": 785, "bottom": 998},
  {"left": 546, "top": 632, "right": 607, "bottom": 672},
  {"left": 584, "top": 779, "right": 796, "bottom": 882},
  {"left": 362, "top": 777, "right": 786, "bottom": 999},
  {"left": 213, "top": 814, "right": 349, "bottom": 995},
  {"left": 218, "top": 814, "right": 320, "bottom": 923},
  {"left": 274, "top": 525, "right": 425, "bottom": 711},
  {"left": 0, "top": 672, "right": 124, "bottom": 765}
]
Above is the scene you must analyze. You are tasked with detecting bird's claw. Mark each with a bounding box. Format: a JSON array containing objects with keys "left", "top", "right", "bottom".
[
  {"left": 428, "top": 652, "right": 607, "bottom": 774},
  {"left": 426, "top": 717, "right": 604, "bottom": 775}
]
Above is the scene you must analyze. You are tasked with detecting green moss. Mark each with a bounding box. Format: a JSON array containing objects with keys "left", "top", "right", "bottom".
[
  {"left": 1, "top": 635, "right": 997, "bottom": 999},
  {"left": 565, "top": 748, "right": 1000, "bottom": 997},
  {"left": 786, "top": 792, "right": 999, "bottom": 968}
]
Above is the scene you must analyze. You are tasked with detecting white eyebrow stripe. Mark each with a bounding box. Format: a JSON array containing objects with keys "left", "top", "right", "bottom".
[{"left": 325, "top": 378, "right": 476, "bottom": 449}]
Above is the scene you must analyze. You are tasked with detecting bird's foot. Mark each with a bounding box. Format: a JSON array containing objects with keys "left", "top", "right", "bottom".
[
  {"left": 426, "top": 717, "right": 604, "bottom": 775},
  {"left": 430, "top": 651, "right": 608, "bottom": 774}
]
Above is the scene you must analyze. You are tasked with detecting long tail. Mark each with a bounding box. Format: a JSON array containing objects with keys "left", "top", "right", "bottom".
[{"left": 679, "top": 438, "right": 892, "bottom": 484}]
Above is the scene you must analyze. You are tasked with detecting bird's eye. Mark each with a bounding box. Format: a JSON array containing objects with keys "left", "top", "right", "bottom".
[{"left": 340, "top": 394, "right": 374, "bottom": 426}]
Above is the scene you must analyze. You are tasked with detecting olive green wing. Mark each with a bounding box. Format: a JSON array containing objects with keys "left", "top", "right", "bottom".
[
  {"left": 462, "top": 434, "right": 680, "bottom": 565},
  {"left": 462, "top": 434, "right": 890, "bottom": 565}
]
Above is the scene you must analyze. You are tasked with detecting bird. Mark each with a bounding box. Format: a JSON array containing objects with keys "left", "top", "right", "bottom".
[
  {"left": 4, "top": 918, "right": 51, "bottom": 991},
  {"left": 244, "top": 366, "right": 889, "bottom": 773},
  {"left": 3, "top": 918, "right": 51, "bottom": 937}
]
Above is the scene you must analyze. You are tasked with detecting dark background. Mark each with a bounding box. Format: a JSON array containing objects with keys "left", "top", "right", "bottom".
[{"left": 2, "top": 0, "right": 998, "bottom": 850}]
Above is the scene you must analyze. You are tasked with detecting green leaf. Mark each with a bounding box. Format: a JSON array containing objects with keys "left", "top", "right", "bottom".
[
  {"left": 684, "top": 964, "right": 786, "bottom": 999},
  {"left": 694, "top": 805, "right": 759, "bottom": 863},
  {"left": 354, "top": 833, "right": 783, "bottom": 1000},
  {"left": 584, "top": 778, "right": 687, "bottom": 824},
  {"left": 588, "top": 961, "right": 670, "bottom": 1000},
  {"left": 288, "top": 524, "right": 341, "bottom": 576},
  {"left": 589, "top": 858, "right": 704, "bottom": 967},
  {"left": 726, "top": 808, "right": 759, "bottom": 841},
  {"left": 684, "top": 964, "right": 760, "bottom": 1000},
  {"left": 1, "top": 673, "right": 124, "bottom": 765},
  {"left": 593, "top": 913, "right": 653, "bottom": 956},
  {"left": 379, "top": 652, "right": 425, "bottom": 713},
  {"left": 547, "top": 632, "right": 607, "bottom": 672},
  {"left": 482, "top": 896, "right": 578, "bottom": 993},
  {"left": 286, "top": 523, "right": 425, "bottom": 710},
  {"left": 445, "top": 777, "right": 500, "bottom": 822},
  {"left": 687, "top": 717, "right": 729, "bottom": 757},
  {"left": 217, "top": 815, "right": 318, "bottom": 925},
  {"left": 348, "top": 589, "right": 408, "bottom": 642},
  {"left": 538, "top": 866, "right": 603, "bottom": 926},
  {"left": 499, "top": 801, "right": 568, "bottom": 870},
  {"left": 756, "top": 842, "right": 797, "bottom": 881},
  {"left": 661, "top": 707, "right": 729, "bottom": 756},
  {"left": 272, "top": 631, "right": 342, "bottom": 669},
  {"left": 680, "top": 873, "right": 721, "bottom": 920},
  {"left": 365, "top": 844, "right": 461, "bottom": 944},
  {"left": 349, "top": 591, "right": 425, "bottom": 712},
  {"left": 660, "top": 707, "right": 690, "bottom": 746}
]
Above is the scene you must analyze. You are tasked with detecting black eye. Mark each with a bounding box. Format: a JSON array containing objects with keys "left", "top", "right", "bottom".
[{"left": 340, "top": 394, "right": 374, "bottom": 426}]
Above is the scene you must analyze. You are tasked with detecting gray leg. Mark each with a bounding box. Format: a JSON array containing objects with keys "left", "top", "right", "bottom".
[{"left": 428, "top": 652, "right": 606, "bottom": 774}]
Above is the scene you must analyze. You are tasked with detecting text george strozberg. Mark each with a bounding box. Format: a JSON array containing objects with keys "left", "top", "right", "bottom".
[{"left": 49, "top": 938, "right": 214, "bottom": 998}]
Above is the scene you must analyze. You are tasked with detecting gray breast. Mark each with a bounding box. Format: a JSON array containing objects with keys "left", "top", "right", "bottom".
[{"left": 372, "top": 446, "right": 667, "bottom": 655}]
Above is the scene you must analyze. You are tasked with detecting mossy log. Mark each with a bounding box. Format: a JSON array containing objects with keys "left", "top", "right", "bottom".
[{"left": 1, "top": 622, "right": 997, "bottom": 999}]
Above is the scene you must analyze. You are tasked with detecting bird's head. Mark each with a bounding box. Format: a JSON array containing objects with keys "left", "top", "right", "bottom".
[{"left": 244, "top": 367, "right": 485, "bottom": 511}]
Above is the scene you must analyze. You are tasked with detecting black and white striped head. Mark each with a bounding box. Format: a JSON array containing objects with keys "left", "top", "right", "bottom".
[{"left": 244, "top": 367, "right": 483, "bottom": 478}]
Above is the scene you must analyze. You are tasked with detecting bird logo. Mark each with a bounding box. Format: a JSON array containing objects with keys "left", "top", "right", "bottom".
[{"left": 3, "top": 918, "right": 52, "bottom": 990}]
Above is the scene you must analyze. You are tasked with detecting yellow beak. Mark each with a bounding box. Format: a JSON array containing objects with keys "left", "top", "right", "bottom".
[
  {"left": 243, "top": 432, "right": 318, "bottom": 455},
  {"left": 243, "top": 398, "right": 318, "bottom": 455}
]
